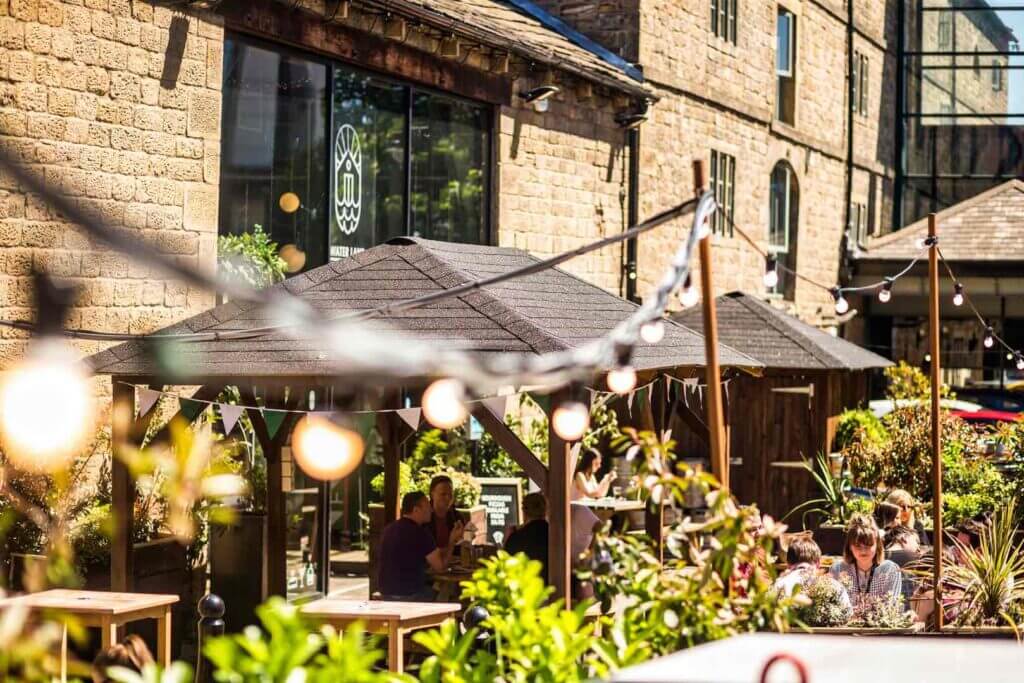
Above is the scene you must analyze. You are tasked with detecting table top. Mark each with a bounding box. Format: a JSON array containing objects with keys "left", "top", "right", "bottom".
[
  {"left": 1, "top": 590, "right": 179, "bottom": 616},
  {"left": 610, "top": 632, "right": 1024, "bottom": 682},
  {"left": 576, "top": 497, "right": 645, "bottom": 511},
  {"left": 301, "top": 599, "right": 461, "bottom": 621}
]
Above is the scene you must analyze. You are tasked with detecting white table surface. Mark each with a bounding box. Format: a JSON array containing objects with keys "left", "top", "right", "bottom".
[{"left": 610, "top": 632, "right": 1024, "bottom": 683}]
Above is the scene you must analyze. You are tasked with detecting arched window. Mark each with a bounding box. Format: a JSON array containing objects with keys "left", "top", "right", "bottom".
[{"left": 769, "top": 161, "right": 799, "bottom": 301}]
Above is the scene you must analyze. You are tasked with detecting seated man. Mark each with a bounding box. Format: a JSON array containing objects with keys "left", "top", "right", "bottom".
[
  {"left": 504, "top": 493, "right": 549, "bottom": 579},
  {"left": 773, "top": 537, "right": 822, "bottom": 596},
  {"left": 378, "top": 491, "right": 457, "bottom": 601}
]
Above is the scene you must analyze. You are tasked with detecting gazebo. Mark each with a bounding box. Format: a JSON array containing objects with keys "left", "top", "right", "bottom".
[
  {"left": 87, "top": 237, "right": 762, "bottom": 609},
  {"left": 672, "top": 291, "right": 892, "bottom": 520}
]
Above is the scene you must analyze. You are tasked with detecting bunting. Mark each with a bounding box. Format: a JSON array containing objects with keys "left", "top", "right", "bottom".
[
  {"left": 480, "top": 395, "right": 509, "bottom": 418},
  {"left": 219, "top": 404, "right": 245, "bottom": 436},
  {"left": 137, "top": 388, "right": 161, "bottom": 418},
  {"left": 178, "top": 397, "right": 206, "bottom": 423},
  {"left": 263, "top": 409, "right": 288, "bottom": 440},
  {"left": 396, "top": 407, "right": 422, "bottom": 431}
]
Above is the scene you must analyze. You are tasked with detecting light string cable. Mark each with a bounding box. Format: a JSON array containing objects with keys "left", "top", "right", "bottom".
[
  {"left": 937, "top": 247, "right": 1024, "bottom": 366},
  {"left": 0, "top": 143, "right": 714, "bottom": 390}
]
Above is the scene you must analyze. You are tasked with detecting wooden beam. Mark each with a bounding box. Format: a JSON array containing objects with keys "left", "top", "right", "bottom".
[
  {"left": 471, "top": 404, "right": 548, "bottom": 490},
  {"left": 547, "top": 389, "right": 574, "bottom": 605},
  {"left": 377, "top": 411, "right": 404, "bottom": 524},
  {"left": 694, "top": 159, "right": 729, "bottom": 491},
  {"left": 928, "top": 213, "right": 944, "bottom": 631},
  {"left": 111, "top": 381, "right": 138, "bottom": 592},
  {"left": 646, "top": 378, "right": 667, "bottom": 563}
]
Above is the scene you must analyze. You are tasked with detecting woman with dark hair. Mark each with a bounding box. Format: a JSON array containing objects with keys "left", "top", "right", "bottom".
[
  {"left": 572, "top": 449, "right": 614, "bottom": 501},
  {"left": 874, "top": 501, "right": 901, "bottom": 536},
  {"left": 92, "top": 635, "right": 154, "bottom": 682},
  {"left": 829, "top": 514, "right": 902, "bottom": 610},
  {"left": 426, "top": 474, "right": 464, "bottom": 549}
]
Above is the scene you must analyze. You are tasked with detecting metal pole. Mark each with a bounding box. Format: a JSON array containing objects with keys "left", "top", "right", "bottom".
[
  {"left": 695, "top": 160, "right": 729, "bottom": 491},
  {"left": 196, "top": 594, "right": 225, "bottom": 683},
  {"left": 928, "top": 213, "right": 944, "bottom": 631}
]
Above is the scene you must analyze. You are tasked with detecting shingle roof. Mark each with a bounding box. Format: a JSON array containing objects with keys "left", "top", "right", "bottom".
[
  {"left": 87, "top": 238, "right": 761, "bottom": 378},
  {"left": 381, "top": 0, "right": 654, "bottom": 99},
  {"left": 860, "top": 179, "right": 1024, "bottom": 262},
  {"left": 672, "top": 292, "right": 892, "bottom": 371}
]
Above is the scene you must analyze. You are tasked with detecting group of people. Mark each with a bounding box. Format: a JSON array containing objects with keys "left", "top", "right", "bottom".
[{"left": 378, "top": 475, "right": 604, "bottom": 600}]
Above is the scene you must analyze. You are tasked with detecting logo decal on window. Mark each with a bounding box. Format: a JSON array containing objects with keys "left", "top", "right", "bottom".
[{"left": 334, "top": 124, "right": 362, "bottom": 235}]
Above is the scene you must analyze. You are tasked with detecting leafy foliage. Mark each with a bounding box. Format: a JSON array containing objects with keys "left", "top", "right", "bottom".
[
  {"left": 848, "top": 598, "right": 915, "bottom": 629},
  {"left": 835, "top": 409, "right": 887, "bottom": 452},
  {"left": 884, "top": 361, "right": 951, "bottom": 401},
  {"left": 784, "top": 453, "right": 851, "bottom": 526},
  {"left": 795, "top": 576, "right": 852, "bottom": 627},
  {"left": 369, "top": 455, "right": 482, "bottom": 508},
  {"left": 217, "top": 226, "right": 287, "bottom": 289}
]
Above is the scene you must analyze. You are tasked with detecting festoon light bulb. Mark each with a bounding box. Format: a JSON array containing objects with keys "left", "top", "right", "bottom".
[
  {"left": 606, "top": 366, "right": 637, "bottom": 394},
  {"left": 763, "top": 257, "right": 779, "bottom": 289},
  {"left": 679, "top": 275, "right": 700, "bottom": 308},
  {"left": 422, "top": 379, "right": 468, "bottom": 429},
  {"left": 984, "top": 327, "right": 995, "bottom": 349},
  {"left": 831, "top": 287, "right": 849, "bottom": 315},
  {"left": 953, "top": 283, "right": 965, "bottom": 307},
  {"left": 552, "top": 401, "right": 590, "bottom": 441},
  {"left": 1017, "top": 354, "right": 1024, "bottom": 371},
  {"left": 878, "top": 279, "right": 893, "bottom": 304},
  {"left": 291, "top": 414, "right": 365, "bottom": 481},
  {"left": 640, "top": 320, "right": 665, "bottom": 344},
  {"left": 0, "top": 338, "right": 96, "bottom": 474}
]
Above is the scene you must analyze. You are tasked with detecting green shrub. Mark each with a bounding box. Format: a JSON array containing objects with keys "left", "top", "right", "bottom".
[
  {"left": 795, "top": 576, "right": 852, "bottom": 627},
  {"left": 834, "top": 409, "right": 887, "bottom": 452},
  {"left": 217, "top": 226, "right": 287, "bottom": 289}
]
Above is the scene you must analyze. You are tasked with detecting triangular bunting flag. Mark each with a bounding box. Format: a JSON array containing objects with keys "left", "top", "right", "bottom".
[
  {"left": 137, "top": 387, "right": 161, "bottom": 418},
  {"left": 352, "top": 413, "right": 378, "bottom": 443},
  {"left": 627, "top": 390, "right": 636, "bottom": 415},
  {"left": 396, "top": 407, "right": 421, "bottom": 431},
  {"left": 262, "top": 409, "right": 288, "bottom": 440},
  {"left": 219, "top": 404, "right": 245, "bottom": 436},
  {"left": 178, "top": 397, "right": 207, "bottom": 423},
  {"left": 636, "top": 386, "right": 650, "bottom": 409},
  {"left": 480, "top": 395, "right": 508, "bottom": 419}
]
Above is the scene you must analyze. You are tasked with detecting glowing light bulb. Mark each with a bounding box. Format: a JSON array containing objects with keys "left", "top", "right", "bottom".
[
  {"left": 984, "top": 328, "right": 995, "bottom": 349},
  {"left": 832, "top": 288, "right": 849, "bottom": 315},
  {"left": 1017, "top": 354, "right": 1024, "bottom": 372},
  {"left": 915, "top": 237, "right": 928, "bottom": 250},
  {"left": 640, "top": 320, "right": 665, "bottom": 344},
  {"left": 552, "top": 401, "right": 589, "bottom": 441},
  {"left": 679, "top": 277, "right": 700, "bottom": 308},
  {"left": 422, "top": 378, "right": 468, "bottom": 429},
  {"left": 291, "top": 414, "right": 365, "bottom": 481},
  {"left": 878, "top": 283, "right": 892, "bottom": 304},
  {"left": 763, "top": 258, "right": 779, "bottom": 289},
  {"left": 606, "top": 366, "right": 637, "bottom": 394},
  {"left": 953, "top": 283, "right": 964, "bottom": 307},
  {"left": 0, "top": 339, "right": 96, "bottom": 474}
]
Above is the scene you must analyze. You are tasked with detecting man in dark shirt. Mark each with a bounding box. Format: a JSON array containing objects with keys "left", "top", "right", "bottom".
[
  {"left": 504, "top": 492, "right": 549, "bottom": 580},
  {"left": 378, "top": 491, "right": 453, "bottom": 600}
]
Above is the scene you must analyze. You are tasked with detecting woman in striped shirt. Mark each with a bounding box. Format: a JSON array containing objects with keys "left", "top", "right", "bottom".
[{"left": 829, "top": 514, "right": 902, "bottom": 610}]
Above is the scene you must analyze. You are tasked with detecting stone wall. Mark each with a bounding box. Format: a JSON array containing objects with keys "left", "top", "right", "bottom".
[{"left": 0, "top": 0, "right": 222, "bottom": 369}]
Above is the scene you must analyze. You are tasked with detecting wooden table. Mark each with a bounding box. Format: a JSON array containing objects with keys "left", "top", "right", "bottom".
[
  {"left": 301, "top": 598, "right": 460, "bottom": 673},
  {"left": 430, "top": 568, "right": 474, "bottom": 602},
  {"left": 576, "top": 497, "right": 645, "bottom": 522},
  {"left": 0, "top": 589, "right": 178, "bottom": 681}
]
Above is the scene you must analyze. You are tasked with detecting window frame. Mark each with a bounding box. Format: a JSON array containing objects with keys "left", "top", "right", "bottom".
[
  {"left": 776, "top": 9, "right": 795, "bottom": 78},
  {"left": 710, "top": 0, "right": 738, "bottom": 45},
  {"left": 710, "top": 149, "right": 736, "bottom": 237}
]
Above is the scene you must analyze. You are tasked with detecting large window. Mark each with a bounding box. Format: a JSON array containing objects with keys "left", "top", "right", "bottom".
[
  {"left": 220, "top": 34, "right": 491, "bottom": 272},
  {"left": 769, "top": 161, "right": 798, "bottom": 301},
  {"left": 899, "top": 1, "right": 1024, "bottom": 225},
  {"left": 776, "top": 8, "right": 796, "bottom": 124},
  {"left": 710, "top": 149, "right": 735, "bottom": 236}
]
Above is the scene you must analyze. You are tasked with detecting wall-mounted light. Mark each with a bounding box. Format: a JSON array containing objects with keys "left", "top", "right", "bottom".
[
  {"left": 615, "top": 99, "right": 650, "bottom": 130},
  {"left": 520, "top": 85, "right": 560, "bottom": 113}
]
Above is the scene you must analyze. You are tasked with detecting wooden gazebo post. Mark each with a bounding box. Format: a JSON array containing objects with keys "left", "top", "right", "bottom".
[
  {"left": 694, "top": 160, "right": 729, "bottom": 490},
  {"left": 928, "top": 213, "right": 944, "bottom": 631}
]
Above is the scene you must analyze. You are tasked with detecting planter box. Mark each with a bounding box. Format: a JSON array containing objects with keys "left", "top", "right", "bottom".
[
  {"left": 368, "top": 503, "right": 487, "bottom": 595},
  {"left": 209, "top": 511, "right": 267, "bottom": 633},
  {"left": 806, "top": 623, "right": 924, "bottom": 636},
  {"left": 812, "top": 523, "right": 847, "bottom": 556}
]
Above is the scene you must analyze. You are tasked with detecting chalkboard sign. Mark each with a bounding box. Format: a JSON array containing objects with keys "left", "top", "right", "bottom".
[{"left": 477, "top": 477, "right": 523, "bottom": 546}]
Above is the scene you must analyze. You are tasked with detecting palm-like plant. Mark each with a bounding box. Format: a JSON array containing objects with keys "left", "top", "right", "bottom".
[
  {"left": 783, "top": 453, "right": 850, "bottom": 527},
  {"left": 943, "top": 499, "right": 1024, "bottom": 628}
]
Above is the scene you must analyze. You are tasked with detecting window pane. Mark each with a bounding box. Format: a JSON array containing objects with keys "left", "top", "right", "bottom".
[
  {"left": 411, "top": 93, "right": 489, "bottom": 244},
  {"left": 777, "top": 12, "right": 793, "bottom": 75},
  {"left": 220, "top": 37, "right": 329, "bottom": 272},
  {"left": 330, "top": 67, "right": 407, "bottom": 259}
]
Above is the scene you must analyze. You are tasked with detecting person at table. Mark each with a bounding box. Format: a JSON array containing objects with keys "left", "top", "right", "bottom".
[
  {"left": 773, "top": 537, "right": 823, "bottom": 597},
  {"left": 572, "top": 449, "right": 615, "bottom": 500},
  {"left": 829, "top": 514, "right": 902, "bottom": 610},
  {"left": 874, "top": 501, "right": 901, "bottom": 537},
  {"left": 92, "top": 634, "right": 154, "bottom": 682},
  {"left": 504, "top": 492, "right": 549, "bottom": 579},
  {"left": 883, "top": 524, "right": 922, "bottom": 611},
  {"left": 378, "top": 491, "right": 458, "bottom": 601},
  {"left": 426, "top": 474, "right": 465, "bottom": 549},
  {"left": 886, "top": 489, "right": 929, "bottom": 546}
]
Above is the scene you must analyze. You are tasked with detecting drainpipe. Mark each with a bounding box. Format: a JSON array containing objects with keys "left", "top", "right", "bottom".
[
  {"left": 844, "top": 0, "right": 855, "bottom": 251},
  {"left": 625, "top": 127, "right": 640, "bottom": 303}
]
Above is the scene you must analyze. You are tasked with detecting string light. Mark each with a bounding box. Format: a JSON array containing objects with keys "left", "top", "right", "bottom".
[
  {"left": 763, "top": 257, "right": 779, "bottom": 289},
  {"left": 679, "top": 275, "right": 700, "bottom": 308},
  {"left": 422, "top": 379, "right": 468, "bottom": 429},
  {"left": 640, "top": 320, "right": 665, "bottom": 344},
  {"left": 831, "top": 287, "right": 849, "bottom": 315},
  {"left": 952, "top": 282, "right": 965, "bottom": 307},
  {"left": 606, "top": 366, "right": 637, "bottom": 394},
  {"left": 552, "top": 401, "right": 589, "bottom": 441},
  {"left": 984, "top": 327, "right": 995, "bottom": 349},
  {"left": 0, "top": 339, "right": 96, "bottom": 474},
  {"left": 878, "top": 278, "right": 893, "bottom": 303},
  {"left": 697, "top": 215, "right": 712, "bottom": 240},
  {"left": 291, "top": 414, "right": 365, "bottom": 481},
  {"left": 1017, "top": 353, "right": 1024, "bottom": 372}
]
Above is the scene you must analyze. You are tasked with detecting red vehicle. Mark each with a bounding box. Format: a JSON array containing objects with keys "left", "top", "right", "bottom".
[{"left": 949, "top": 409, "right": 1023, "bottom": 427}]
